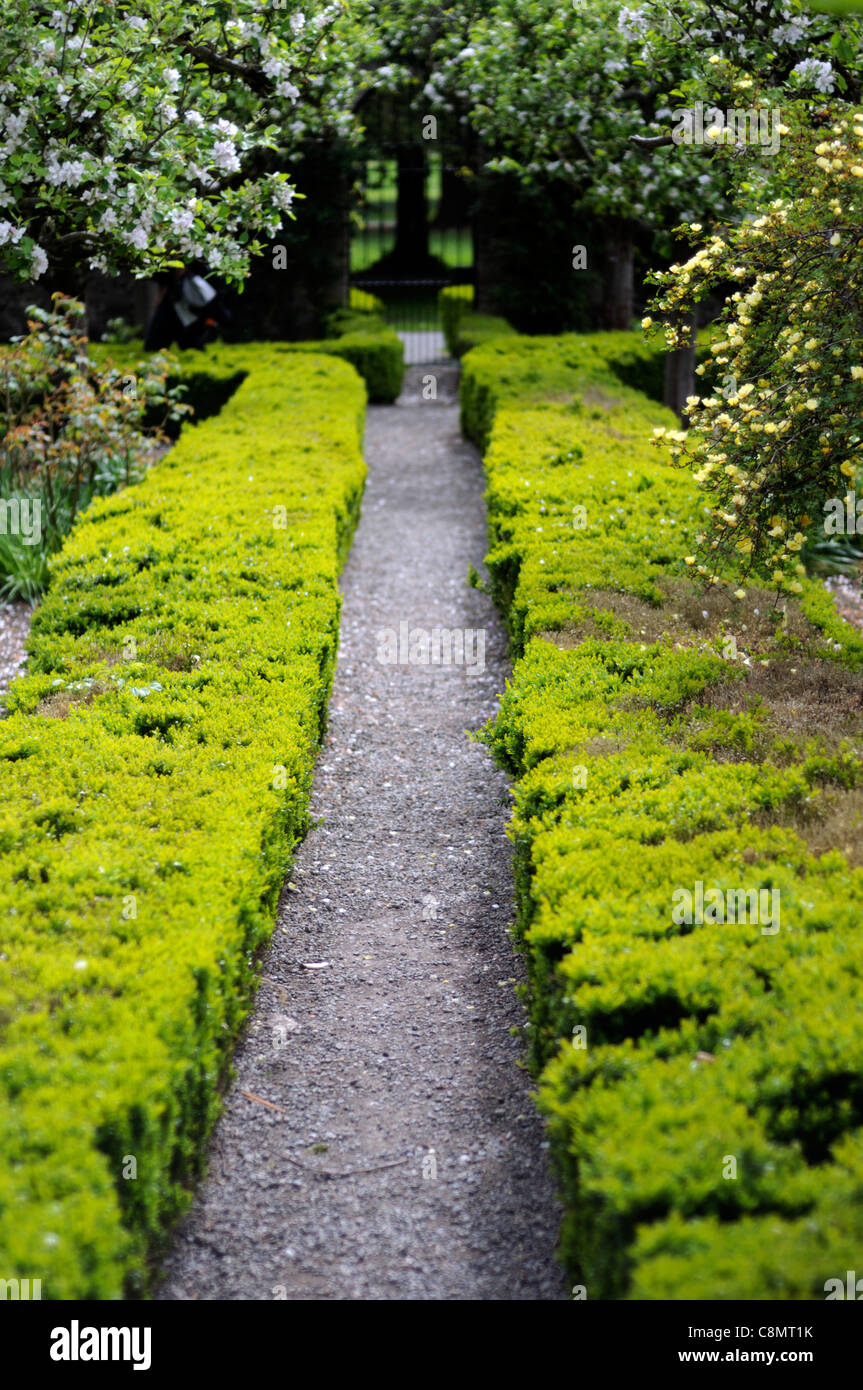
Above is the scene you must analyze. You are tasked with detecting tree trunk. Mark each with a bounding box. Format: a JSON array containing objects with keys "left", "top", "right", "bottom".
[
  {"left": 393, "top": 144, "right": 429, "bottom": 265},
  {"left": 663, "top": 313, "right": 697, "bottom": 421},
  {"left": 433, "top": 166, "right": 471, "bottom": 228},
  {"left": 601, "top": 221, "right": 635, "bottom": 329}
]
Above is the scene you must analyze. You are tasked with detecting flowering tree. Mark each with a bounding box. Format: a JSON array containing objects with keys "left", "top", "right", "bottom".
[
  {"left": 439, "top": 0, "right": 857, "bottom": 328},
  {"left": 340, "top": 1, "right": 483, "bottom": 274},
  {"left": 647, "top": 102, "right": 863, "bottom": 593},
  {"left": 0, "top": 1, "right": 363, "bottom": 288}
]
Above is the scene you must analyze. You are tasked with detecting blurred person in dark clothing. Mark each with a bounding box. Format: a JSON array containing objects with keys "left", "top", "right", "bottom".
[{"left": 144, "top": 265, "right": 231, "bottom": 351}]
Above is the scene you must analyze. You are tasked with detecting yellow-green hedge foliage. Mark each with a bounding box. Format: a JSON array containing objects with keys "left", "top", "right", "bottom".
[
  {"left": 438, "top": 284, "right": 513, "bottom": 359},
  {"left": 348, "top": 287, "right": 385, "bottom": 315},
  {"left": 465, "top": 332, "right": 863, "bottom": 1299},
  {"left": 93, "top": 310, "right": 404, "bottom": 404},
  {"left": 0, "top": 349, "right": 366, "bottom": 1297}
]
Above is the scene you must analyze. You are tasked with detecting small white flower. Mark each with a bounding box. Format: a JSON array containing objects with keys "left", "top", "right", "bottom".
[
  {"left": 46, "top": 159, "right": 87, "bottom": 188},
  {"left": 212, "top": 140, "right": 240, "bottom": 172},
  {"left": 0, "top": 220, "right": 24, "bottom": 247},
  {"left": 791, "top": 58, "right": 834, "bottom": 94},
  {"left": 618, "top": 6, "right": 649, "bottom": 42},
  {"left": 168, "top": 206, "right": 195, "bottom": 233}
]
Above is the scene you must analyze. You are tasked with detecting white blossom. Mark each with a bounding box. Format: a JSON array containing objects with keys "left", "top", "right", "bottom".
[
  {"left": 791, "top": 58, "right": 834, "bottom": 93},
  {"left": 212, "top": 140, "right": 240, "bottom": 172},
  {"left": 0, "top": 220, "right": 24, "bottom": 246},
  {"left": 168, "top": 206, "right": 195, "bottom": 233},
  {"left": 618, "top": 7, "right": 649, "bottom": 42},
  {"left": 771, "top": 20, "right": 809, "bottom": 44},
  {"left": 45, "top": 158, "right": 87, "bottom": 187}
]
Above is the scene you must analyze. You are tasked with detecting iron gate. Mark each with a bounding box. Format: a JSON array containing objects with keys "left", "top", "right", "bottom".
[{"left": 349, "top": 104, "right": 474, "bottom": 365}]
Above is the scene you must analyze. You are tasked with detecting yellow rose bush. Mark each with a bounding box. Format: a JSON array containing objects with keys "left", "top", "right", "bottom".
[{"left": 648, "top": 105, "right": 863, "bottom": 591}]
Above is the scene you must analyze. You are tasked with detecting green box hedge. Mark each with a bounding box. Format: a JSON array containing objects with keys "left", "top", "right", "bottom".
[
  {"left": 0, "top": 348, "right": 366, "bottom": 1297},
  {"left": 465, "top": 331, "right": 863, "bottom": 1299},
  {"left": 439, "top": 285, "right": 514, "bottom": 359},
  {"left": 440, "top": 285, "right": 474, "bottom": 355},
  {"left": 95, "top": 308, "right": 404, "bottom": 405},
  {"left": 291, "top": 323, "right": 403, "bottom": 402}
]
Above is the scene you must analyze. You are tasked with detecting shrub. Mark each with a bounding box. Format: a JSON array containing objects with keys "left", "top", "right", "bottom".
[
  {"left": 0, "top": 349, "right": 366, "bottom": 1297},
  {"left": 440, "top": 284, "right": 474, "bottom": 355},
  {"left": 465, "top": 329, "right": 863, "bottom": 1299},
  {"left": 348, "top": 287, "right": 385, "bottom": 315},
  {"left": 439, "top": 284, "right": 514, "bottom": 358},
  {"left": 0, "top": 296, "right": 188, "bottom": 602},
  {"left": 291, "top": 325, "right": 403, "bottom": 402},
  {"left": 646, "top": 105, "right": 863, "bottom": 591},
  {"left": 94, "top": 312, "right": 404, "bottom": 405},
  {"left": 453, "top": 313, "right": 515, "bottom": 359}
]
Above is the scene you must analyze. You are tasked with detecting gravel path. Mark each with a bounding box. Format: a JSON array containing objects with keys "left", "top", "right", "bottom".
[
  {"left": 156, "top": 364, "right": 566, "bottom": 1301},
  {"left": 825, "top": 571, "right": 863, "bottom": 632},
  {"left": 0, "top": 600, "right": 32, "bottom": 711}
]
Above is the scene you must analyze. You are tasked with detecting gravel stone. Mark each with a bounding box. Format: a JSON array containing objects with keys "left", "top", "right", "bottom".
[
  {"left": 0, "top": 600, "right": 32, "bottom": 710},
  {"left": 155, "top": 365, "right": 566, "bottom": 1301}
]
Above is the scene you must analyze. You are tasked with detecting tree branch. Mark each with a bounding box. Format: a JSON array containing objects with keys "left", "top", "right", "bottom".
[
  {"left": 181, "top": 41, "right": 273, "bottom": 96},
  {"left": 629, "top": 134, "right": 675, "bottom": 151}
]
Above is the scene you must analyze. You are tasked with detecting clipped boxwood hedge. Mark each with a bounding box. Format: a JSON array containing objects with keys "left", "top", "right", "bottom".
[
  {"left": 0, "top": 349, "right": 366, "bottom": 1297},
  {"left": 439, "top": 284, "right": 514, "bottom": 359},
  {"left": 348, "top": 287, "right": 385, "bottom": 315},
  {"left": 288, "top": 323, "right": 403, "bottom": 403},
  {"left": 465, "top": 331, "right": 863, "bottom": 1299},
  {"left": 440, "top": 284, "right": 474, "bottom": 355},
  {"left": 94, "top": 307, "right": 404, "bottom": 405}
]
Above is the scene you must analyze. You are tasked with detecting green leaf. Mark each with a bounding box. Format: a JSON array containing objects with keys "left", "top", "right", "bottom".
[{"left": 807, "top": 0, "right": 863, "bottom": 11}]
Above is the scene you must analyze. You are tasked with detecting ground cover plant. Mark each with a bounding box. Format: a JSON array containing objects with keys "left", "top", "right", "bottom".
[
  {"left": 0, "top": 297, "right": 188, "bottom": 603},
  {"left": 0, "top": 349, "right": 366, "bottom": 1297},
  {"left": 0, "top": 302, "right": 399, "bottom": 605},
  {"left": 465, "top": 329, "right": 863, "bottom": 1299}
]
